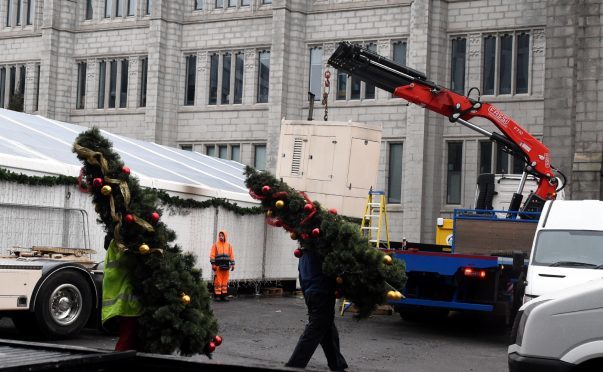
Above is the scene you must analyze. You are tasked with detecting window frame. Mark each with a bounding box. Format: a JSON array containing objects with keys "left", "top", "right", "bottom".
[
  {"left": 446, "top": 141, "right": 464, "bottom": 205},
  {"left": 479, "top": 141, "right": 525, "bottom": 175},
  {"left": 308, "top": 46, "right": 323, "bottom": 102},
  {"left": 139, "top": 56, "right": 148, "bottom": 107},
  {"left": 450, "top": 36, "right": 467, "bottom": 95},
  {"left": 387, "top": 142, "right": 403, "bottom": 204},
  {"left": 184, "top": 54, "right": 197, "bottom": 106},
  {"left": 76, "top": 62, "right": 87, "bottom": 110},
  {"left": 482, "top": 31, "right": 532, "bottom": 96},
  {"left": 257, "top": 50, "right": 270, "bottom": 104},
  {"left": 253, "top": 144, "right": 267, "bottom": 170},
  {"left": 336, "top": 40, "right": 378, "bottom": 101},
  {"left": 96, "top": 58, "right": 130, "bottom": 110}
]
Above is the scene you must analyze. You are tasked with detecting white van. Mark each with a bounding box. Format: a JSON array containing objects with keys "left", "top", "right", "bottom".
[
  {"left": 509, "top": 279, "right": 603, "bottom": 371},
  {"left": 523, "top": 200, "right": 603, "bottom": 304}
]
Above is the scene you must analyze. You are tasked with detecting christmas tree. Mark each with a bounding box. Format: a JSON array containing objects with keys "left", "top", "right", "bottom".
[
  {"left": 245, "top": 167, "right": 407, "bottom": 318},
  {"left": 73, "top": 128, "right": 219, "bottom": 356}
]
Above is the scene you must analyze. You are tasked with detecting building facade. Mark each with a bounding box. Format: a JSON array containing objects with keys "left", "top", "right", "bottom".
[{"left": 1, "top": 0, "right": 601, "bottom": 243}]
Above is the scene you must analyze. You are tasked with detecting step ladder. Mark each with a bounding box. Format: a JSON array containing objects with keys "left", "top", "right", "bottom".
[
  {"left": 360, "top": 189, "right": 390, "bottom": 249},
  {"left": 340, "top": 189, "right": 390, "bottom": 316}
]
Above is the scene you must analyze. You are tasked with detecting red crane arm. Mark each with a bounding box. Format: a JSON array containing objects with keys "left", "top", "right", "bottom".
[{"left": 393, "top": 83, "right": 557, "bottom": 201}]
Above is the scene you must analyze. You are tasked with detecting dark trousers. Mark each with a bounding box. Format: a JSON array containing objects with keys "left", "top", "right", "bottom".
[{"left": 286, "top": 292, "right": 348, "bottom": 371}]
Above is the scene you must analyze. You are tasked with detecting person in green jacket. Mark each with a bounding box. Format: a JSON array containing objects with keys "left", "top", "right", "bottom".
[{"left": 102, "top": 238, "right": 142, "bottom": 351}]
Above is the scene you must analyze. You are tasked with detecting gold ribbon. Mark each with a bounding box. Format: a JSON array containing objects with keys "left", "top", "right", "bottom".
[{"left": 73, "top": 143, "right": 109, "bottom": 175}]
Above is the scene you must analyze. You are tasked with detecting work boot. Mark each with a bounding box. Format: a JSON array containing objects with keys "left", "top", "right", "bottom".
[
  {"left": 221, "top": 295, "right": 229, "bottom": 302},
  {"left": 214, "top": 295, "right": 222, "bottom": 302}
]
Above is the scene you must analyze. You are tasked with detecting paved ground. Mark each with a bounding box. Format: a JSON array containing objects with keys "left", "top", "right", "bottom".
[{"left": 0, "top": 295, "right": 510, "bottom": 372}]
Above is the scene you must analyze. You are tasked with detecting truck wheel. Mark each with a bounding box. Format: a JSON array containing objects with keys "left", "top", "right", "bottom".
[{"left": 34, "top": 270, "right": 92, "bottom": 339}]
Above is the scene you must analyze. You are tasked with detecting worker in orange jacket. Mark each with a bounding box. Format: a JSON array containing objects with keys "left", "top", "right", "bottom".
[{"left": 210, "top": 230, "right": 235, "bottom": 301}]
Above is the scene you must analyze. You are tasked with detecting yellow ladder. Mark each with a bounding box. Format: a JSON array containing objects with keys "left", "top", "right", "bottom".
[
  {"left": 360, "top": 189, "right": 390, "bottom": 249},
  {"left": 340, "top": 189, "right": 390, "bottom": 316}
]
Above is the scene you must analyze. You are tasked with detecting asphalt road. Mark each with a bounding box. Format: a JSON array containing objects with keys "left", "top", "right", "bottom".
[{"left": 0, "top": 296, "right": 510, "bottom": 372}]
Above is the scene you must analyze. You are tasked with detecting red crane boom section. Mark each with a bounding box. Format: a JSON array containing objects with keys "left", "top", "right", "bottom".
[{"left": 394, "top": 83, "right": 557, "bottom": 201}]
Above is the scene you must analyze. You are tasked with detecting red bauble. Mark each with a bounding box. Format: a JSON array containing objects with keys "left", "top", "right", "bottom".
[
  {"left": 294, "top": 248, "right": 303, "bottom": 258},
  {"left": 303, "top": 203, "right": 314, "bottom": 213},
  {"left": 301, "top": 233, "right": 309, "bottom": 240},
  {"left": 207, "top": 342, "right": 216, "bottom": 353},
  {"left": 274, "top": 219, "right": 283, "bottom": 227},
  {"left": 213, "top": 335, "right": 223, "bottom": 346},
  {"left": 92, "top": 178, "right": 103, "bottom": 188},
  {"left": 150, "top": 212, "right": 160, "bottom": 222},
  {"left": 335, "top": 290, "right": 342, "bottom": 299},
  {"left": 261, "top": 185, "right": 271, "bottom": 194},
  {"left": 124, "top": 214, "right": 135, "bottom": 223},
  {"left": 328, "top": 208, "right": 338, "bottom": 215},
  {"left": 122, "top": 166, "right": 131, "bottom": 175},
  {"left": 312, "top": 228, "right": 320, "bottom": 237}
]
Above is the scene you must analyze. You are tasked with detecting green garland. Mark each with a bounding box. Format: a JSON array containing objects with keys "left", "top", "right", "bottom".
[{"left": 0, "top": 167, "right": 263, "bottom": 216}]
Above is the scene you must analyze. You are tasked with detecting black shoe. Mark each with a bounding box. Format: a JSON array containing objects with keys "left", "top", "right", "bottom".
[
  {"left": 221, "top": 296, "right": 230, "bottom": 302},
  {"left": 214, "top": 296, "right": 222, "bottom": 302}
]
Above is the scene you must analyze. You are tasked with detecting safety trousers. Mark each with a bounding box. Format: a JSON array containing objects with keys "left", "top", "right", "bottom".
[{"left": 214, "top": 269, "right": 230, "bottom": 296}]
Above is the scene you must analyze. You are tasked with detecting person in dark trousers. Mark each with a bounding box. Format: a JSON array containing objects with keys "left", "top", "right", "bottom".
[{"left": 285, "top": 249, "right": 348, "bottom": 371}]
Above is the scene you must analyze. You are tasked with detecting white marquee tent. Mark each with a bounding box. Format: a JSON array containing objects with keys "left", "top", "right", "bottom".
[{"left": 0, "top": 108, "right": 297, "bottom": 284}]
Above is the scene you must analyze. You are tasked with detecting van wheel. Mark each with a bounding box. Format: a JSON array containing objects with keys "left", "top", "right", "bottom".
[{"left": 34, "top": 270, "right": 92, "bottom": 339}]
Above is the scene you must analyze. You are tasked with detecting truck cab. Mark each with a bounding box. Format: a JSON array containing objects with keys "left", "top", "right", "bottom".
[{"left": 523, "top": 200, "right": 603, "bottom": 304}]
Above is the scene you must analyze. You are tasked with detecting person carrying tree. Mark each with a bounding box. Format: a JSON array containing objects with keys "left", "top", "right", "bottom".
[{"left": 210, "top": 230, "right": 235, "bottom": 301}]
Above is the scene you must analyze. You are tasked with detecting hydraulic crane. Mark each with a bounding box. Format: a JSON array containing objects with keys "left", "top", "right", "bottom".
[{"left": 328, "top": 42, "right": 566, "bottom": 215}]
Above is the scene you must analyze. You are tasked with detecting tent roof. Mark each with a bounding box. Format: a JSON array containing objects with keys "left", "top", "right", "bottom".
[{"left": 0, "top": 109, "right": 254, "bottom": 203}]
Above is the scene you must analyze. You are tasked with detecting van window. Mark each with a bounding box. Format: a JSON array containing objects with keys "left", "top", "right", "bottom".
[{"left": 532, "top": 230, "right": 603, "bottom": 267}]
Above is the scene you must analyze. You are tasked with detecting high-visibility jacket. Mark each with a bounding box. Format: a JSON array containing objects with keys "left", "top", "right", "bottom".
[
  {"left": 101, "top": 240, "right": 142, "bottom": 324},
  {"left": 210, "top": 230, "right": 235, "bottom": 270}
]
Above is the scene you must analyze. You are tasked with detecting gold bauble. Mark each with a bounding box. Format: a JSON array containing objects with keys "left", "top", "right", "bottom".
[
  {"left": 290, "top": 232, "right": 297, "bottom": 240},
  {"left": 266, "top": 210, "right": 273, "bottom": 217},
  {"left": 275, "top": 200, "right": 285, "bottom": 209},
  {"left": 383, "top": 255, "right": 393, "bottom": 265},
  {"left": 182, "top": 294, "right": 191, "bottom": 305},
  {"left": 101, "top": 185, "right": 112, "bottom": 196},
  {"left": 139, "top": 244, "right": 150, "bottom": 254},
  {"left": 336, "top": 276, "right": 344, "bottom": 285},
  {"left": 386, "top": 290, "right": 397, "bottom": 300},
  {"left": 394, "top": 291, "right": 403, "bottom": 300}
]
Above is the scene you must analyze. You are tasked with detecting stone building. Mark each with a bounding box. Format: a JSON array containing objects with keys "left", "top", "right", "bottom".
[{"left": 0, "top": 0, "right": 601, "bottom": 243}]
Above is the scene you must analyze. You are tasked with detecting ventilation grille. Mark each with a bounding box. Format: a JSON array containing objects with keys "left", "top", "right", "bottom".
[{"left": 291, "top": 138, "right": 303, "bottom": 175}]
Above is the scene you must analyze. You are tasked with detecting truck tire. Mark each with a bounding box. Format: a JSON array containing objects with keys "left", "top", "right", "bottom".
[{"left": 33, "top": 270, "right": 93, "bottom": 339}]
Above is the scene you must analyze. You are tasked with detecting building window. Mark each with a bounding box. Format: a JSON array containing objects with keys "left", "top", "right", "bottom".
[
  {"left": 337, "top": 41, "right": 377, "bottom": 101},
  {"left": 254, "top": 144, "right": 267, "bottom": 170},
  {"left": 127, "top": 0, "right": 135, "bottom": 16},
  {"left": 208, "top": 51, "right": 244, "bottom": 105},
  {"left": 257, "top": 51, "right": 270, "bottom": 103},
  {"left": 104, "top": 0, "right": 112, "bottom": 17},
  {"left": 234, "top": 53, "right": 243, "bottom": 104},
  {"left": 262, "top": 0, "right": 271, "bottom": 3},
  {"left": 206, "top": 145, "right": 216, "bottom": 157},
  {"left": 387, "top": 143, "right": 403, "bottom": 204},
  {"left": 218, "top": 145, "right": 228, "bottom": 159},
  {"left": 98, "top": 61, "right": 106, "bottom": 108},
  {"left": 6, "top": 0, "right": 11, "bottom": 26},
  {"left": 34, "top": 64, "right": 40, "bottom": 111},
  {"left": 145, "top": 0, "right": 151, "bottom": 15},
  {"left": 215, "top": 0, "right": 223, "bottom": 8},
  {"left": 119, "top": 59, "right": 128, "bottom": 108},
  {"left": 26, "top": 0, "right": 33, "bottom": 25},
  {"left": 392, "top": 40, "right": 407, "bottom": 66},
  {"left": 194, "top": 0, "right": 203, "bottom": 10},
  {"left": 450, "top": 37, "right": 466, "bottom": 95},
  {"left": 97, "top": 58, "right": 129, "bottom": 109},
  {"left": 231, "top": 144, "right": 240, "bottom": 162},
  {"left": 15, "top": 0, "right": 20, "bottom": 26},
  {"left": 479, "top": 141, "right": 525, "bottom": 175},
  {"left": 446, "top": 142, "right": 463, "bottom": 204},
  {"left": 115, "top": 0, "right": 123, "bottom": 17},
  {"left": 241, "top": 0, "right": 249, "bottom": 5},
  {"left": 0, "top": 68, "right": 5, "bottom": 108},
  {"left": 139, "top": 57, "right": 148, "bottom": 107},
  {"left": 516, "top": 33, "right": 530, "bottom": 94},
  {"left": 180, "top": 144, "right": 193, "bottom": 151},
  {"left": 76, "top": 62, "right": 87, "bottom": 109},
  {"left": 184, "top": 55, "right": 196, "bottom": 106},
  {"left": 483, "top": 32, "right": 531, "bottom": 96},
  {"left": 86, "top": 0, "right": 93, "bottom": 20},
  {"left": 308, "top": 47, "right": 322, "bottom": 101}
]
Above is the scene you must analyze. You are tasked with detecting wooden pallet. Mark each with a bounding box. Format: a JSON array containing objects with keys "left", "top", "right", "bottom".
[{"left": 262, "top": 287, "right": 284, "bottom": 297}]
